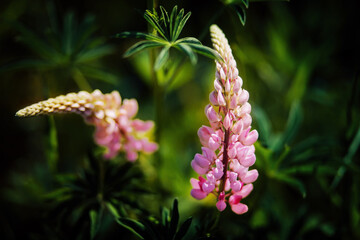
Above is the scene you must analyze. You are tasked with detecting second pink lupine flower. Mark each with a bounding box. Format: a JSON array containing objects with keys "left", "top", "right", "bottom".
[
  {"left": 190, "top": 25, "right": 259, "bottom": 214},
  {"left": 16, "top": 89, "right": 158, "bottom": 161}
]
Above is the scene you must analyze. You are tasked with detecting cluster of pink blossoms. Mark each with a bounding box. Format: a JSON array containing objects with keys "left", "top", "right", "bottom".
[
  {"left": 190, "top": 25, "right": 259, "bottom": 214},
  {"left": 16, "top": 89, "right": 158, "bottom": 161}
]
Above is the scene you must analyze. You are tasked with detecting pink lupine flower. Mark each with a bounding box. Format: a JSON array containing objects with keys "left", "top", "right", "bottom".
[
  {"left": 190, "top": 25, "right": 258, "bottom": 214},
  {"left": 16, "top": 89, "right": 158, "bottom": 161}
]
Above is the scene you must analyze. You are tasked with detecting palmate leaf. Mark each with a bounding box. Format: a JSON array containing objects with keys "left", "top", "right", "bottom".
[{"left": 117, "top": 5, "right": 220, "bottom": 71}]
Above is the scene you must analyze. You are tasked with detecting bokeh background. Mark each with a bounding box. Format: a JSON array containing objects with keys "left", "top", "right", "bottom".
[{"left": 1, "top": 0, "right": 359, "bottom": 239}]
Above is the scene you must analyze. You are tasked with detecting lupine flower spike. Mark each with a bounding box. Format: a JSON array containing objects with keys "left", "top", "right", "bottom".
[
  {"left": 190, "top": 25, "right": 259, "bottom": 214},
  {"left": 16, "top": 90, "right": 158, "bottom": 161}
]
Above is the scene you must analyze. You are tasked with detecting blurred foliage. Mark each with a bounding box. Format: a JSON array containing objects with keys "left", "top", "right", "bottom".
[
  {"left": 0, "top": 1, "right": 117, "bottom": 92},
  {"left": 1, "top": 0, "right": 360, "bottom": 239},
  {"left": 118, "top": 199, "right": 193, "bottom": 239}
]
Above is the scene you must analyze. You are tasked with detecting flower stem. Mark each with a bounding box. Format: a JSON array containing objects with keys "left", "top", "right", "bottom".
[{"left": 219, "top": 128, "right": 230, "bottom": 193}]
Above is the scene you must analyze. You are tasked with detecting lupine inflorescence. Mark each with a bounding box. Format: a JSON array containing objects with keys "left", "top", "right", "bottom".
[
  {"left": 190, "top": 25, "right": 259, "bottom": 214},
  {"left": 16, "top": 90, "right": 158, "bottom": 161}
]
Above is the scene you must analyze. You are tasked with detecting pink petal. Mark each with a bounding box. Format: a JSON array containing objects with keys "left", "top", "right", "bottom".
[
  {"left": 132, "top": 119, "right": 154, "bottom": 131},
  {"left": 208, "top": 134, "right": 221, "bottom": 150},
  {"left": 191, "top": 189, "right": 208, "bottom": 200},
  {"left": 141, "top": 140, "right": 158, "bottom": 153},
  {"left": 241, "top": 152, "right": 256, "bottom": 167},
  {"left": 238, "top": 89, "right": 249, "bottom": 105},
  {"left": 229, "top": 95, "right": 238, "bottom": 109},
  {"left": 209, "top": 91, "right": 219, "bottom": 105},
  {"left": 122, "top": 99, "right": 138, "bottom": 118},
  {"left": 242, "top": 130, "right": 258, "bottom": 146},
  {"left": 233, "top": 77, "right": 242, "bottom": 93},
  {"left": 223, "top": 112, "right": 232, "bottom": 130},
  {"left": 241, "top": 169, "right": 259, "bottom": 184},
  {"left": 190, "top": 178, "right": 200, "bottom": 189},
  {"left": 232, "top": 120, "right": 243, "bottom": 135},
  {"left": 191, "top": 160, "right": 208, "bottom": 175},
  {"left": 241, "top": 114, "right": 252, "bottom": 129},
  {"left": 238, "top": 183, "right": 254, "bottom": 199},
  {"left": 217, "top": 90, "right": 226, "bottom": 106},
  {"left": 194, "top": 153, "right": 211, "bottom": 168},
  {"left": 205, "top": 104, "right": 220, "bottom": 122},
  {"left": 126, "top": 151, "right": 138, "bottom": 162},
  {"left": 202, "top": 182, "right": 215, "bottom": 193},
  {"left": 231, "top": 203, "right": 248, "bottom": 215},
  {"left": 216, "top": 200, "right": 227, "bottom": 211},
  {"left": 110, "top": 91, "right": 122, "bottom": 106},
  {"left": 240, "top": 102, "right": 252, "bottom": 115},
  {"left": 202, "top": 147, "right": 216, "bottom": 161},
  {"left": 198, "top": 126, "right": 214, "bottom": 146},
  {"left": 214, "top": 79, "right": 222, "bottom": 92},
  {"left": 225, "top": 79, "right": 231, "bottom": 92}
]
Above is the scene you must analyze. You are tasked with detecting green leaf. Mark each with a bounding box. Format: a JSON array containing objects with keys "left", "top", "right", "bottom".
[
  {"left": 90, "top": 210, "right": 98, "bottom": 240},
  {"left": 273, "top": 173, "right": 306, "bottom": 198},
  {"left": 123, "top": 40, "right": 163, "bottom": 58},
  {"left": 13, "top": 22, "right": 60, "bottom": 60},
  {"left": 106, "top": 202, "right": 120, "bottom": 219},
  {"left": 0, "top": 59, "right": 54, "bottom": 72},
  {"left": 76, "top": 45, "right": 115, "bottom": 63},
  {"left": 62, "top": 12, "right": 75, "bottom": 56},
  {"left": 114, "top": 31, "right": 165, "bottom": 42},
  {"left": 233, "top": 4, "right": 247, "bottom": 26},
  {"left": 169, "top": 6, "right": 178, "bottom": 40},
  {"left": 252, "top": 106, "right": 272, "bottom": 146},
  {"left": 173, "top": 11, "right": 191, "bottom": 41},
  {"left": 174, "top": 217, "right": 192, "bottom": 240},
  {"left": 281, "top": 164, "right": 317, "bottom": 175},
  {"left": 332, "top": 124, "right": 360, "bottom": 188},
  {"left": 79, "top": 65, "right": 118, "bottom": 84},
  {"left": 241, "top": 0, "right": 249, "bottom": 8},
  {"left": 176, "top": 43, "right": 197, "bottom": 64},
  {"left": 144, "top": 10, "right": 167, "bottom": 40},
  {"left": 160, "top": 6, "right": 169, "bottom": 29},
  {"left": 154, "top": 45, "right": 170, "bottom": 70},
  {"left": 117, "top": 218, "right": 145, "bottom": 239},
  {"left": 175, "top": 37, "right": 202, "bottom": 45},
  {"left": 169, "top": 199, "right": 179, "bottom": 238},
  {"left": 271, "top": 101, "right": 303, "bottom": 154},
  {"left": 161, "top": 206, "right": 170, "bottom": 228},
  {"left": 187, "top": 43, "right": 222, "bottom": 61}
]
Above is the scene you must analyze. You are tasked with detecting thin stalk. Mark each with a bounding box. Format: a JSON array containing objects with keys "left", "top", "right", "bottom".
[
  {"left": 219, "top": 128, "right": 230, "bottom": 193},
  {"left": 147, "top": 0, "right": 163, "bottom": 163}
]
